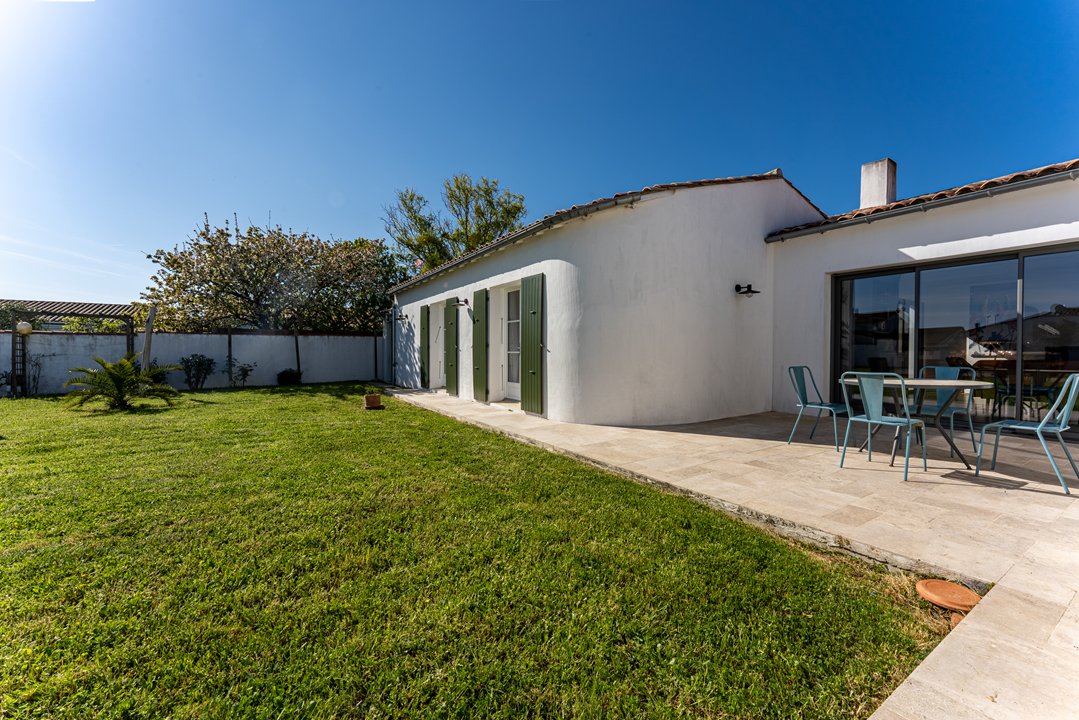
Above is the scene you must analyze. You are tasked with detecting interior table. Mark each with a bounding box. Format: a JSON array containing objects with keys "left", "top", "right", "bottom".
[{"left": 841, "top": 377, "right": 993, "bottom": 470}]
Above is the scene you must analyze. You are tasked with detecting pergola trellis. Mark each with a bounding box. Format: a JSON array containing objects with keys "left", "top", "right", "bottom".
[{"left": 3, "top": 300, "right": 136, "bottom": 398}]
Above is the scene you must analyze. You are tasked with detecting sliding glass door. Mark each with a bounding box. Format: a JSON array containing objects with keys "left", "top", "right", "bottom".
[
  {"left": 918, "top": 259, "right": 1017, "bottom": 422},
  {"left": 1022, "top": 250, "right": 1079, "bottom": 427},
  {"left": 834, "top": 246, "right": 1079, "bottom": 431},
  {"left": 837, "top": 272, "right": 915, "bottom": 378}
]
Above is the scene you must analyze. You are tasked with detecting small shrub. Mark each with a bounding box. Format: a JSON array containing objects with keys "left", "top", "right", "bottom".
[
  {"left": 135, "top": 357, "right": 170, "bottom": 384},
  {"left": 235, "top": 363, "right": 256, "bottom": 387},
  {"left": 180, "top": 354, "right": 216, "bottom": 391},
  {"left": 223, "top": 355, "right": 257, "bottom": 388},
  {"left": 277, "top": 368, "right": 302, "bottom": 386},
  {"left": 65, "top": 354, "right": 180, "bottom": 410}
]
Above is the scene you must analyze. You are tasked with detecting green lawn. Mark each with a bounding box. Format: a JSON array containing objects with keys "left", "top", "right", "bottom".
[{"left": 0, "top": 384, "right": 945, "bottom": 719}]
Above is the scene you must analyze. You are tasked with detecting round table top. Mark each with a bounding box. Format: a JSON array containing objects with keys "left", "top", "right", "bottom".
[{"left": 841, "top": 376, "right": 992, "bottom": 390}]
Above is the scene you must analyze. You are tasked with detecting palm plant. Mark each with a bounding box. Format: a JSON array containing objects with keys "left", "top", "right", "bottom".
[{"left": 65, "top": 354, "right": 181, "bottom": 410}]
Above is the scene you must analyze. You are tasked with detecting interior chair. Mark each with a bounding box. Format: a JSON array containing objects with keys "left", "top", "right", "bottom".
[
  {"left": 839, "top": 372, "right": 927, "bottom": 482},
  {"left": 914, "top": 365, "right": 977, "bottom": 458},
  {"left": 992, "top": 369, "right": 1043, "bottom": 420},
  {"left": 1024, "top": 373, "right": 1059, "bottom": 421},
  {"left": 992, "top": 369, "right": 1019, "bottom": 419},
  {"left": 976, "top": 373, "right": 1079, "bottom": 495},
  {"left": 787, "top": 366, "right": 847, "bottom": 451}
]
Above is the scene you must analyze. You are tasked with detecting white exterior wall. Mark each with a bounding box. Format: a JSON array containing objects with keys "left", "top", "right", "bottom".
[
  {"left": 770, "top": 179, "right": 1079, "bottom": 412},
  {"left": 394, "top": 178, "right": 822, "bottom": 426},
  {"left": 3, "top": 332, "right": 382, "bottom": 395}
]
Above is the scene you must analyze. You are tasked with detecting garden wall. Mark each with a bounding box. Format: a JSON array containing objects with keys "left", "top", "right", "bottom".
[{"left": 1, "top": 331, "right": 388, "bottom": 396}]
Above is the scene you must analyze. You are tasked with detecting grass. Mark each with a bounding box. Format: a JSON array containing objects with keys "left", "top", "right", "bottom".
[{"left": 0, "top": 384, "right": 946, "bottom": 719}]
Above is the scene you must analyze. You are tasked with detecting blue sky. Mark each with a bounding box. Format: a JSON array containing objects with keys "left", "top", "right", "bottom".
[{"left": 1, "top": 0, "right": 1077, "bottom": 303}]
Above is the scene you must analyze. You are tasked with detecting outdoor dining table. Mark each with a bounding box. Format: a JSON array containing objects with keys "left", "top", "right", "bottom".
[{"left": 841, "top": 377, "right": 993, "bottom": 470}]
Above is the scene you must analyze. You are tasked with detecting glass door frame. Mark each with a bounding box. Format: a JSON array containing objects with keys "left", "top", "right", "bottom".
[{"left": 830, "top": 240, "right": 1079, "bottom": 420}]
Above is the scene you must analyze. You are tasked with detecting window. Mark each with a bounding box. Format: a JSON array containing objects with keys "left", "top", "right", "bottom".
[{"left": 506, "top": 289, "right": 521, "bottom": 397}]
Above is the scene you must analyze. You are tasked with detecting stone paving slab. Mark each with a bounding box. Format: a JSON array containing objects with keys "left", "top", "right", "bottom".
[{"left": 389, "top": 389, "right": 1079, "bottom": 719}]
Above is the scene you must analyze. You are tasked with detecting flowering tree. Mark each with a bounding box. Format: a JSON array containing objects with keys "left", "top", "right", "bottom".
[{"left": 140, "top": 216, "right": 405, "bottom": 333}]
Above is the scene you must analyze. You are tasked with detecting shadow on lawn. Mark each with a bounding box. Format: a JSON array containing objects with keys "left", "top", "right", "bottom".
[
  {"left": 68, "top": 404, "right": 177, "bottom": 416},
  {"left": 249, "top": 381, "right": 377, "bottom": 402}
]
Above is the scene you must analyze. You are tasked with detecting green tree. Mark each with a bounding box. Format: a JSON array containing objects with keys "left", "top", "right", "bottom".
[
  {"left": 140, "top": 216, "right": 405, "bottom": 333},
  {"left": 384, "top": 174, "right": 527, "bottom": 272},
  {"left": 61, "top": 317, "right": 127, "bottom": 333},
  {"left": 0, "top": 303, "right": 45, "bottom": 331}
]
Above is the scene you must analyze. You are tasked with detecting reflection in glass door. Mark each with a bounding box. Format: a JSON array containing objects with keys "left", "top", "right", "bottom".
[
  {"left": 1022, "top": 250, "right": 1079, "bottom": 429},
  {"left": 918, "top": 259, "right": 1017, "bottom": 423},
  {"left": 837, "top": 272, "right": 916, "bottom": 385},
  {"left": 506, "top": 289, "right": 521, "bottom": 401}
]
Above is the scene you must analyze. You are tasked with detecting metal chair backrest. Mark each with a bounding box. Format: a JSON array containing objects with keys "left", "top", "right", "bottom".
[
  {"left": 917, "top": 365, "right": 974, "bottom": 408},
  {"left": 1039, "top": 373, "right": 1079, "bottom": 432},
  {"left": 841, "top": 371, "right": 911, "bottom": 423},
  {"left": 788, "top": 366, "right": 823, "bottom": 406}
]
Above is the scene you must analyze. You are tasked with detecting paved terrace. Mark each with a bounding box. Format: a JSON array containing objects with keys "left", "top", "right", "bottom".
[{"left": 391, "top": 389, "right": 1079, "bottom": 720}]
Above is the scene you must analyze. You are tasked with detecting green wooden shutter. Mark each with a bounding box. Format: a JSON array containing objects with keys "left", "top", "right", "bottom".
[
  {"left": 444, "top": 300, "right": 458, "bottom": 396},
  {"left": 419, "top": 305, "right": 429, "bottom": 388},
  {"left": 520, "top": 273, "right": 544, "bottom": 414},
  {"left": 472, "top": 288, "right": 489, "bottom": 402}
]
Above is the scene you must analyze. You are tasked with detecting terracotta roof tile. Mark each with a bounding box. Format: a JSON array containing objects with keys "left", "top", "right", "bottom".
[{"left": 769, "top": 157, "right": 1079, "bottom": 239}]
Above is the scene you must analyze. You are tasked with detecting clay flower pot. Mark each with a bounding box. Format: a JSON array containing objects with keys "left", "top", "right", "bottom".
[{"left": 364, "top": 393, "right": 384, "bottom": 410}]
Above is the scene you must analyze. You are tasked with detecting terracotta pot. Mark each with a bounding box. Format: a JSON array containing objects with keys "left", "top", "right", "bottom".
[{"left": 364, "top": 393, "right": 384, "bottom": 410}]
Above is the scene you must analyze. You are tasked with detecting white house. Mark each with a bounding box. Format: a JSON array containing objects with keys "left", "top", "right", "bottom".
[{"left": 390, "top": 156, "right": 1079, "bottom": 428}]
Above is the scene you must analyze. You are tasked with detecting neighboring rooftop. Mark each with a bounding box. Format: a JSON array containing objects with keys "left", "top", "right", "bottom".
[
  {"left": 768, "top": 156, "right": 1079, "bottom": 242},
  {"left": 0, "top": 299, "right": 136, "bottom": 321},
  {"left": 390, "top": 169, "right": 824, "bottom": 293}
]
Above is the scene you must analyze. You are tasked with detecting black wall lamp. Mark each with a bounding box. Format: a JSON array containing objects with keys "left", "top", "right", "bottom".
[
  {"left": 734, "top": 284, "right": 761, "bottom": 297},
  {"left": 450, "top": 298, "right": 470, "bottom": 308}
]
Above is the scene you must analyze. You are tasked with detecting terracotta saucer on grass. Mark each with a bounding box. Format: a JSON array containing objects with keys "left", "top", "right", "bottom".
[{"left": 916, "top": 579, "right": 981, "bottom": 613}]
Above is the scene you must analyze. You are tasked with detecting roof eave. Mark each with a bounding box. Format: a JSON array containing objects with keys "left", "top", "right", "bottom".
[
  {"left": 389, "top": 172, "right": 823, "bottom": 296},
  {"left": 387, "top": 194, "right": 636, "bottom": 296},
  {"left": 766, "top": 167, "right": 1079, "bottom": 243}
]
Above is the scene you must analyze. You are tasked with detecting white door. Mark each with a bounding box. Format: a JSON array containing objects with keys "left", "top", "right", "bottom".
[{"left": 505, "top": 289, "right": 521, "bottom": 401}]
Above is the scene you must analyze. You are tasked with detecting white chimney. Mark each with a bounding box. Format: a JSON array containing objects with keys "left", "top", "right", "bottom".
[{"left": 860, "top": 158, "right": 897, "bottom": 209}]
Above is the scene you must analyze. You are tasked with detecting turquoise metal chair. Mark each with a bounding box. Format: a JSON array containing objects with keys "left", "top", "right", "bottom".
[
  {"left": 839, "top": 372, "right": 927, "bottom": 482},
  {"left": 976, "top": 372, "right": 1079, "bottom": 495},
  {"left": 915, "top": 366, "right": 977, "bottom": 458},
  {"left": 787, "top": 366, "right": 847, "bottom": 451}
]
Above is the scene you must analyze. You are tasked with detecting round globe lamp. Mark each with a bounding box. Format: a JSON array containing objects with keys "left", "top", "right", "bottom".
[{"left": 15, "top": 321, "right": 33, "bottom": 336}]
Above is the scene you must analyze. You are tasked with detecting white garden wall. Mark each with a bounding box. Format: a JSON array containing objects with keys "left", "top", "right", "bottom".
[{"left": 2, "top": 331, "right": 385, "bottom": 396}]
